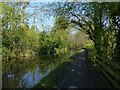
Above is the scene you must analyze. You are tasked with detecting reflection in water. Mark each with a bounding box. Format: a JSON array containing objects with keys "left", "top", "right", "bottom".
[
  {"left": 2, "top": 50, "right": 76, "bottom": 88},
  {"left": 22, "top": 67, "right": 50, "bottom": 88}
]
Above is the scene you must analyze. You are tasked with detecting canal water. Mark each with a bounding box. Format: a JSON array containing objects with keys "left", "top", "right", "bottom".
[{"left": 2, "top": 51, "right": 76, "bottom": 88}]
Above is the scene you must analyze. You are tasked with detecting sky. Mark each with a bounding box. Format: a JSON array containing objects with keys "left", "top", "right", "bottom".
[
  {"left": 2, "top": 0, "right": 119, "bottom": 2},
  {"left": 25, "top": 1, "right": 110, "bottom": 32},
  {"left": 29, "top": 0, "right": 91, "bottom": 2},
  {"left": 30, "top": 0, "right": 58, "bottom": 2},
  {"left": 25, "top": 2, "right": 55, "bottom": 32}
]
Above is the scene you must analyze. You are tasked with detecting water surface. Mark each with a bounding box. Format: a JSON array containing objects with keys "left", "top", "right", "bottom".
[{"left": 2, "top": 51, "right": 76, "bottom": 88}]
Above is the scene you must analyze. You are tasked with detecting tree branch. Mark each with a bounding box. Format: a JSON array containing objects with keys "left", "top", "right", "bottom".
[{"left": 70, "top": 12, "right": 95, "bottom": 42}]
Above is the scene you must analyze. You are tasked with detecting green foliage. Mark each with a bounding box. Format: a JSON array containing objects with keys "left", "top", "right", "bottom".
[
  {"left": 2, "top": 2, "right": 119, "bottom": 65},
  {"left": 54, "top": 15, "right": 69, "bottom": 31},
  {"left": 26, "top": 26, "right": 39, "bottom": 50},
  {"left": 38, "top": 15, "right": 70, "bottom": 55},
  {"left": 47, "top": 3, "right": 120, "bottom": 83},
  {"left": 38, "top": 30, "right": 68, "bottom": 55},
  {"left": 2, "top": 47, "right": 11, "bottom": 59},
  {"left": 68, "top": 30, "right": 91, "bottom": 50},
  {"left": 38, "top": 32, "right": 53, "bottom": 54},
  {"left": 2, "top": 3, "right": 39, "bottom": 59},
  {"left": 85, "top": 43, "right": 94, "bottom": 50}
]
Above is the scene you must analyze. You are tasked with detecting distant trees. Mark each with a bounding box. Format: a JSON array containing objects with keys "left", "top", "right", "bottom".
[
  {"left": 1, "top": 2, "right": 39, "bottom": 59},
  {"left": 1, "top": 2, "right": 101, "bottom": 60},
  {"left": 1, "top": 2, "right": 77, "bottom": 59},
  {"left": 54, "top": 15, "right": 69, "bottom": 31},
  {"left": 38, "top": 16, "right": 69, "bottom": 55},
  {"left": 2, "top": 2, "right": 119, "bottom": 63},
  {"left": 42, "top": 2, "right": 120, "bottom": 63},
  {"left": 67, "top": 29, "right": 90, "bottom": 49}
]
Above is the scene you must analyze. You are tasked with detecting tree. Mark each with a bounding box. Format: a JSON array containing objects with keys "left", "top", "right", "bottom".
[
  {"left": 54, "top": 15, "right": 69, "bottom": 32},
  {"left": 40, "top": 2, "right": 120, "bottom": 63},
  {"left": 1, "top": 2, "right": 39, "bottom": 58}
]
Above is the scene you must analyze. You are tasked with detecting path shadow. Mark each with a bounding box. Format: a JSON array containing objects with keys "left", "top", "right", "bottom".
[{"left": 33, "top": 49, "right": 108, "bottom": 88}]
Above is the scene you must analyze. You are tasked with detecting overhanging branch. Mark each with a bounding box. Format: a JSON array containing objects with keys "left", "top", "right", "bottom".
[{"left": 70, "top": 12, "right": 95, "bottom": 42}]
